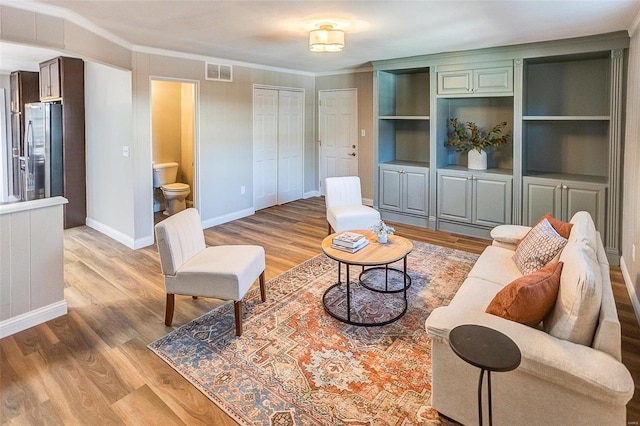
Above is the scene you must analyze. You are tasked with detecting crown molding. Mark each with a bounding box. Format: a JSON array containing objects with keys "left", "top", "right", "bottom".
[
  {"left": 1, "top": 0, "right": 133, "bottom": 49},
  {"left": 1, "top": 0, "right": 371, "bottom": 77},
  {"left": 132, "top": 44, "right": 319, "bottom": 77}
]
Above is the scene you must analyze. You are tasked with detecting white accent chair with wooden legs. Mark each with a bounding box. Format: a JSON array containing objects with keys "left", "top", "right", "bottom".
[
  {"left": 155, "top": 208, "right": 266, "bottom": 336},
  {"left": 325, "top": 176, "right": 381, "bottom": 235}
]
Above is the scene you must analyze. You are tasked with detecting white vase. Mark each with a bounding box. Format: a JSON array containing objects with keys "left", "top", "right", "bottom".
[
  {"left": 377, "top": 234, "right": 388, "bottom": 244},
  {"left": 468, "top": 149, "right": 488, "bottom": 170}
]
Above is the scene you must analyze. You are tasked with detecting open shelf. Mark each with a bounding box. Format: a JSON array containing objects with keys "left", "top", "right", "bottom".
[
  {"left": 379, "top": 116, "right": 430, "bottom": 120},
  {"left": 522, "top": 114, "right": 608, "bottom": 178},
  {"left": 523, "top": 116, "right": 609, "bottom": 121},
  {"left": 523, "top": 53, "right": 610, "bottom": 117},
  {"left": 378, "top": 69, "right": 430, "bottom": 117},
  {"left": 436, "top": 96, "right": 514, "bottom": 170}
]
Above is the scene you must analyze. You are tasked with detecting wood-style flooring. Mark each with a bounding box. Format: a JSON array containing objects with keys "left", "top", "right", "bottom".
[{"left": 1, "top": 197, "right": 638, "bottom": 424}]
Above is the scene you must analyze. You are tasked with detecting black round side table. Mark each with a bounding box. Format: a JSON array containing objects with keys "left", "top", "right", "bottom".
[{"left": 449, "top": 324, "right": 521, "bottom": 426}]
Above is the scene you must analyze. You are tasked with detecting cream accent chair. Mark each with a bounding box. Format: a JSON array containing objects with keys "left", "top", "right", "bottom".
[
  {"left": 325, "top": 176, "right": 381, "bottom": 235},
  {"left": 155, "top": 208, "right": 266, "bottom": 336}
]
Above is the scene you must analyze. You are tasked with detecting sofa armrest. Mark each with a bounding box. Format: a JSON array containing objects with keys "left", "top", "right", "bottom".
[
  {"left": 425, "top": 307, "right": 634, "bottom": 406},
  {"left": 490, "top": 225, "right": 531, "bottom": 251}
]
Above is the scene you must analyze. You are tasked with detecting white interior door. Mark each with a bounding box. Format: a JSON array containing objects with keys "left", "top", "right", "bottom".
[
  {"left": 253, "top": 88, "right": 278, "bottom": 210},
  {"left": 277, "top": 90, "right": 304, "bottom": 204},
  {"left": 319, "top": 89, "right": 358, "bottom": 195},
  {"left": 253, "top": 87, "right": 304, "bottom": 210}
]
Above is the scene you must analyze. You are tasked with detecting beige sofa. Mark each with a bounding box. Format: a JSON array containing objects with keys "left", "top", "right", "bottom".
[{"left": 425, "top": 212, "right": 635, "bottom": 426}]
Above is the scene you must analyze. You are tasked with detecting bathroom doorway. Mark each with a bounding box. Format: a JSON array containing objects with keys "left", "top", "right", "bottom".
[{"left": 150, "top": 79, "right": 198, "bottom": 219}]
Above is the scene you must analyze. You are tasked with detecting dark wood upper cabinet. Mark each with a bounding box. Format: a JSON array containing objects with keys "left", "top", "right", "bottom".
[
  {"left": 38, "top": 56, "right": 86, "bottom": 229},
  {"left": 39, "top": 58, "right": 62, "bottom": 101}
]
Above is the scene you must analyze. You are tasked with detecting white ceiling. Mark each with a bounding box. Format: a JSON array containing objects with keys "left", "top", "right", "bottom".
[{"left": 3, "top": 0, "right": 640, "bottom": 74}]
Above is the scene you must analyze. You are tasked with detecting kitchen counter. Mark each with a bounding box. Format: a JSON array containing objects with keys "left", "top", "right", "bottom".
[{"left": 0, "top": 196, "right": 68, "bottom": 338}]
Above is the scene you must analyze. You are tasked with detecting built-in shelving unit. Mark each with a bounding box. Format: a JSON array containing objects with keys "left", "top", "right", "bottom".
[
  {"left": 376, "top": 68, "right": 431, "bottom": 227},
  {"left": 373, "top": 33, "right": 628, "bottom": 264},
  {"left": 522, "top": 52, "right": 612, "bottom": 183}
]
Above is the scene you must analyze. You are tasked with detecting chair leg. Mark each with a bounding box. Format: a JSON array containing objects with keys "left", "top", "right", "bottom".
[
  {"left": 327, "top": 222, "right": 332, "bottom": 235},
  {"left": 165, "top": 294, "right": 175, "bottom": 325},
  {"left": 259, "top": 271, "right": 266, "bottom": 302},
  {"left": 234, "top": 300, "right": 243, "bottom": 336}
]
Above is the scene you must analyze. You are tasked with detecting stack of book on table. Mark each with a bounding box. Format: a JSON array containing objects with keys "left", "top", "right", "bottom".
[{"left": 331, "top": 231, "right": 369, "bottom": 253}]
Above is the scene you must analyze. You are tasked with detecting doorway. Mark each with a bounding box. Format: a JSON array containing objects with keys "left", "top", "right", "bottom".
[
  {"left": 318, "top": 89, "right": 358, "bottom": 195},
  {"left": 253, "top": 86, "right": 304, "bottom": 210},
  {"left": 150, "top": 79, "right": 198, "bottom": 217}
]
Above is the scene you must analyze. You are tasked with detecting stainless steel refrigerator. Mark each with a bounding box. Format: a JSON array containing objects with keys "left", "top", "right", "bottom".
[{"left": 21, "top": 102, "right": 63, "bottom": 201}]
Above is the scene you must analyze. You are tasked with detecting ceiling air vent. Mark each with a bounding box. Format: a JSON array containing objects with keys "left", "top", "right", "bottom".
[{"left": 205, "top": 62, "right": 233, "bottom": 82}]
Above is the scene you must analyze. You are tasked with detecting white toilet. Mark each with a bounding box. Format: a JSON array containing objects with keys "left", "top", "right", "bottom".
[{"left": 152, "top": 162, "right": 191, "bottom": 216}]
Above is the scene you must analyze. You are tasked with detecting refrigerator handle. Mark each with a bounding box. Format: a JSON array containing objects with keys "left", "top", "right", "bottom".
[
  {"left": 25, "top": 121, "right": 33, "bottom": 159},
  {"left": 25, "top": 121, "right": 35, "bottom": 191}
]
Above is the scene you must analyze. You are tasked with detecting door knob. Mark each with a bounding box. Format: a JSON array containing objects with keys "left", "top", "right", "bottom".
[{"left": 349, "top": 152, "right": 356, "bottom": 157}]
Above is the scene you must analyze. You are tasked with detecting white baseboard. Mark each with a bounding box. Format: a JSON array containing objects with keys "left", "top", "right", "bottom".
[
  {"left": 362, "top": 197, "right": 374, "bottom": 207},
  {"left": 304, "top": 190, "right": 320, "bottom": 198},
  {"left": 201, "top": 207, "right": 255, "bottom": 229},
  {"left": 86, "top": 218, "right": 154, "bottom": 250},
  {"left": 0, "top": 300, "right": 67, "bottom": 339},
  {"left": 620, "top": 255, "right": 640, "bottom": 327}
]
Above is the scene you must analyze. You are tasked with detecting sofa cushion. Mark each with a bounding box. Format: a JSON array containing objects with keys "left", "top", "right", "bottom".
[
  {"left": 513, "top": 218, "right": 568, "bottom": 275},
  {"left": 544, "top": 241, "right": 602, "bottom": 345},
  {"left": 486, "top": 261, "right": 563, "bottom": 327},
  {"left": 447, "top": 277, "right": 505, "bottom": 312},
  {"left": 569, "top": 211, "right": 599, "bottom": 253},
  {"left": 467, "top": 246, "right": 523, "bottom": 286},
  {"left": 490, "top": 224, "right": 531, "bottom": 245}
]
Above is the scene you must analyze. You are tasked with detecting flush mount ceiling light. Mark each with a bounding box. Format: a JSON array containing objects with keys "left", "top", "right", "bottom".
[{"left": 309, "top": 24, "right": 345, "bottom": 52}]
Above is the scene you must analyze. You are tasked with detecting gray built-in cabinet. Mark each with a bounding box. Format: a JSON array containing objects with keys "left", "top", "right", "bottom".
[{"left": 373, "top": 32, "right": 628, "bottom": 264}]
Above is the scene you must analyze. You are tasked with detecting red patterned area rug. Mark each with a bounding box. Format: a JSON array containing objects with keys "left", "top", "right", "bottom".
[{"left": 148, "top": 241, "right": 478, "bottom": 425}]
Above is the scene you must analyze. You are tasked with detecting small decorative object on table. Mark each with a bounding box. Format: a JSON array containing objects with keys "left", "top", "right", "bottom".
[
  {"left": 445, "top": 118, "right": 511, "bottom": 170},
  {"left": 370, "top": 220, "right": 395, "bottom": 244}
]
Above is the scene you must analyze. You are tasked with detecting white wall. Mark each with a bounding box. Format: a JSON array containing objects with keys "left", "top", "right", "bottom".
[
  {"left": 84, "top": 61, "right": 135, "bottom": 244},
  {"left": 0, "top": 77, "right": 9, "bottom": 202},
  {"left": 621, "top": 14, "right": 640, "bottom": 322},
  {"left": 132, "top": 52, "right": 316, "bottom": 243}
]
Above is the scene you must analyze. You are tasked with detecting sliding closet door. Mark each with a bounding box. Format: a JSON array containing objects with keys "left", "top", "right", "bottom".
[
  {"left": 253, "top": 87, "right": 304, "bottom": 210},
  {"left": 253, "top": 88, "right": 278, "bottom": 210},
  {"left": 277, "top": 90, "right": 303, "bottom": 204}
]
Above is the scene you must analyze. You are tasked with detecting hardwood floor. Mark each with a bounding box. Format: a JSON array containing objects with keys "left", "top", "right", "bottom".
[{"left": 1, "top": 197, "right": 638, "bottom": 424}]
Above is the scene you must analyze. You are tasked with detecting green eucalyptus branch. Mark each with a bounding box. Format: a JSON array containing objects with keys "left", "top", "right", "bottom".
[{"left": 445, "top": 118, "right": 511, "bottom": 153}]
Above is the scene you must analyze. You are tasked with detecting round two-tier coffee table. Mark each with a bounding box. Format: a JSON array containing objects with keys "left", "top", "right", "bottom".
[{"left": 321, "top": 231, "right": 413, "bottom": 326}]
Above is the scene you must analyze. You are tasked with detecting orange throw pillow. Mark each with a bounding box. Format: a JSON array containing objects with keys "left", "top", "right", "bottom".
[{"left": 486, "top": 261, "right": 564, "bottom": 327}]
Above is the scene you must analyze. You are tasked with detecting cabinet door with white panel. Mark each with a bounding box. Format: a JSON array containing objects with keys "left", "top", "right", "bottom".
[
  {"left": 437, "top": 170, "right": 472, "bottom": 223},
  {"left": 437, "top": 167, "right": 512, "bottom": 228},
  {"left": 379, "top": 163, "right": 429, "bottom": 217},
  {"left": 522, "top": 176, "right": 606, "bottom": 232},
  {"left": 437, "top": 61, "right": 513, "bottom": 97},
  {"left": 472, "top": 174, "right": 512, "bottom": 227}
]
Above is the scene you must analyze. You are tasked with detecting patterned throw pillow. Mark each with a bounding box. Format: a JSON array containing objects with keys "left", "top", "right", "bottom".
[
  {"left": 512, "top": 218, "right": 568, "bottom": 275},
  {"left": 515, "top": 213, "right": 573, "bottom": 249}
]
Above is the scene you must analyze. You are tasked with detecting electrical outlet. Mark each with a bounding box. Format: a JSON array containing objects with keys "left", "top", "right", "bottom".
[
  {"left": 122, "top": 146, "right": 129, "bottom": 157},
  {"left": 240, "top": 185, "right": 246, "bottom": 195}
]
